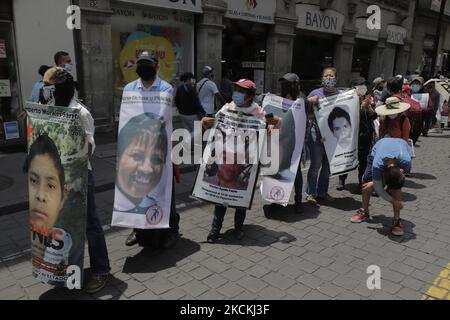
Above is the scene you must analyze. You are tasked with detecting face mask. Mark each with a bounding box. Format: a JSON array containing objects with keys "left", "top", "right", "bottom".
[
  {"left": 64, "top": 63, "right": 73, "bottom": 73},
  {"left": 410, "top": 84, "right": 421, "bottom": 93},
  {"left": 355, "top": 85, "right": 368, "bottom": 97},
  {"left": 322, "top": 78, "right": 337, "bottom": 89},
  {"left": 388, "top": 114, "right": 398, "bottom": 120},
  {"left": 136, "top": 65, "right": 157, "bottom": 81},
  {"left": 232, "top": 91, "right": 246, "bottom": 107}
]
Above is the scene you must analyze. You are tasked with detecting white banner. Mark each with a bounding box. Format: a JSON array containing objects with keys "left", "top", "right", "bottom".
[
  {"left": 191, "top": 103, "right": 266, "bottom": 209},
  {"left": 315, "top": 90, "right": 360, "bottom": 176},
  {"left": 112, "top": 92, "right": 173, "bottom": 229},
  {"left": 260, "top": 95, "right": 307, "bottom": 206},
  {"left": 411, "top": 93, "right": 430, "bottom": 110}
]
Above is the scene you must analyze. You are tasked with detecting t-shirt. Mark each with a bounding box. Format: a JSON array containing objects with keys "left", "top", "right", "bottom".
[
  {"left": 371, "top": 138, "right": 412, "bottom": 181},
  {"left": 197, "top": 78, "right": 219, "bottom": 114}
]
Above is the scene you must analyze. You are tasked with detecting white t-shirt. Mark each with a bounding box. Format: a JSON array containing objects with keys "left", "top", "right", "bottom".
[{"left": 197, "top": 78, "right": 219, "bottom": 114}]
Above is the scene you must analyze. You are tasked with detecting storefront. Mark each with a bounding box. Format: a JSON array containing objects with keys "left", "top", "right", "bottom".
[
  {"left": 221, "top": 0, "right": 276, "bottom": 94},
  {"left": 0, "top": 0, "right": 23, "bottom": 148},
  {"left": 110, "top": 0, "right": 199, "bottom": 113},
  {"left": 352, "top": 17, "right": 380, "bottom": 80},
  {"left": 293, "top": 3, "right": 344, "bottom": 94}
]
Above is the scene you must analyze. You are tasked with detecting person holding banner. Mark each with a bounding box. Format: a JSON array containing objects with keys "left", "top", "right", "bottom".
[
  {"left": 350, "top": 138, "right": 412, "bottom": 237},
  {"left": 121, "top": 51, "right": 180, "bottom": 250},
  {"left": 201, "top": 79, "right": 281, "bottom": 243},
  {"left": 38, "top": 66, "right": 111, "bottom": 293},
  {"left": 305, "top": 67, "right": 340, "bottom": 205}
]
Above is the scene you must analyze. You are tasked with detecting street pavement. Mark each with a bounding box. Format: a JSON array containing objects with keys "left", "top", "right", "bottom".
[{"left": 0, "top": 129, "right": 449, "bottom": 300}]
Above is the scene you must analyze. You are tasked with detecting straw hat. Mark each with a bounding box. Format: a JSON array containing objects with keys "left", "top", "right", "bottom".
[{"left": 376, "top": 97, "right": 411, "bottom": 116}]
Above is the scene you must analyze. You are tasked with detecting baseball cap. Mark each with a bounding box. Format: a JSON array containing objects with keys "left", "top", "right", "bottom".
[
  {"left": 136, "top": 51, "right": 158, "bottom": 65},
  {"left": 410, "top": 75, "right": 424, "bottom": 84},
  {"left": 350, "top": 76, "right": 367, "bottom": 87},
  {"left": 233, "top": 79, "right": 257, "bottom": 92},
  {"left": 202, "top": 66, "right": 214, "bottom": 77},
  {"left": 279, "top": 73, "right": 300, "bottom": 83}
]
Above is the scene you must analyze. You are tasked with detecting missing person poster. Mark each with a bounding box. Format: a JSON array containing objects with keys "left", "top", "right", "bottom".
[
  {"left": 260, "top": 95, "right": 307, "bottom": 206},
  {"left": 315, "top": 89, "right": 360, "bottom": 176},
  {"left": 112, "top": 92, "right": 173, "bottom": 229},
  {"left": 191, "top": 105, "right": 266, "bottom": 209},
  {"left": 411, "top": 93, "right": 429, "bottom": 110},
  {"left": 25, "top": 102, "right": 88, "bottom": 287}
]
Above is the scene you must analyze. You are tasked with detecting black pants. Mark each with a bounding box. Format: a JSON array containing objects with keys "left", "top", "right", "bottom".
[{"left": 211, "top": 205, "right": 246, "bottom": 234}]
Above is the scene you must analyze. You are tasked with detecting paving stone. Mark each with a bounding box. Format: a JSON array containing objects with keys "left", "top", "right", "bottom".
[
  {"left": 297, "top": 274, "right": 323, "bottom": 289},
  {"left": 238, "top": 275, "right": 268, "bottom": 293},
  {"left": 332, "top": 275, "right": 360, "bottom": 291},
  {"left": 181, "top": 280, "right": 210, "bottom": 297},
  {"left": 202, "top": 274, "right": 228, "bottom": 289},
  {"left": 262, "top": 272, "right": 294, "bottom": 291},
  {"left": 217, "top": 283, "right": 245, "bottom": 298}
]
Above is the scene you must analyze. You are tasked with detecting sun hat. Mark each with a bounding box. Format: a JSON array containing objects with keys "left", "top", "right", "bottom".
[{"left": 376, "top": 96, "right": 411, "bottom": 116}]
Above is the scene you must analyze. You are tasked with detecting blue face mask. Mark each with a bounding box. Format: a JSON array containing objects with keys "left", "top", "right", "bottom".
[
  {"left": 410, "top": 84, "right": 421, "bottom": 93},
  {"left": 232, "top": 91, "right": 246, "bottom": 106},
  {"left": 322, "top": 78, "right": 337, "bottom": 89},
  {"left": 64, "top": 63, "right": 73, "bottom": 73}
]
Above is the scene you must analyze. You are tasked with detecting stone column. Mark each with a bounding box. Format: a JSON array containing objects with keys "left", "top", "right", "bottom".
[
  {"left": 369, "top": 35, "right": 387, "bottom": 81},
  {"left": 196, "top": 0, "right": 226, "bottom": 86},
  {"left": 334, "top": 28, "right": 357, "bottom": 87},
  {"left": 79, "top": 0, "right": 114, "bottom": 132},
  {"left": 265, "top": 0, "right": 297, "bottom": 93},
  {"left": 395, "top": 39, "right": 412, "bottom": 75}
]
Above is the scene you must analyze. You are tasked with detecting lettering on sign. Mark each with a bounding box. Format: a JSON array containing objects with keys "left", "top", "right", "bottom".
[
  {"left": 387, "top": 25, "right": 407, "bottom": 45},
  {"left": 296, "top": 4, "right": 344, "bottom": 35}
]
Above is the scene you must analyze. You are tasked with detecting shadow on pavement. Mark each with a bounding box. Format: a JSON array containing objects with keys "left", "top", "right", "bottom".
[
  {"left": 346, "top": 183, "right": 362, "bottom": 195},
  {"left": 122, "top": 237, "right": 200, "bottom": 274},
  {"left": 317, "top": 196, "right": 362, "bottom": 211},
  {"left": 213, "top": 224, "right": 297, "bottom": 246},
  {"left": 403, "top": 180, "right": 426, "bottom": 190},
  {"left": 263, "top": 204, "right": 320, "bottom": 223},
  {"left": 402, "top": 192, "right": 418, "bottom": 202},
  {"left": 408, "top": 172, "right": 437, "bottom": 180},
  {"left": 39, "top": 271, "right": 128, "bottom": 300},
  {"left": 366, "top": 215, "right": 416, "bottom": 243}
]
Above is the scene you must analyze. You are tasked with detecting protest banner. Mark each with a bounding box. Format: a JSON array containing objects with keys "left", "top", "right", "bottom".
[
  {"left": 315, "top": 89, "right": 360, "bottom": 176},
  {"left": 411, "top": 93, "right": 429, "bottom": 110},
  {"left": 112, "top": 92, "right": 173, "bottom": 229},
  {"left": 260, "top": 94, "right": 307, "bottom": 206},
  {"left": 191, "top": 104, "right": 266, "bottom": 209},
  {"left": 26, "top": 102, "right": 88, "bottom": 287}
]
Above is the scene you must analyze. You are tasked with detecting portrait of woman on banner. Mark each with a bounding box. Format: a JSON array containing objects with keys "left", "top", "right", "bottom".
[{"left": 114, "top": 112, "right": 168, "bottom": 214}]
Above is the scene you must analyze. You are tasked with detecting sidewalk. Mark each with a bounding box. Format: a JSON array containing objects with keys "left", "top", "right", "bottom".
[{"left": 0, "top": 130, "right": 449, "bottom": 300}]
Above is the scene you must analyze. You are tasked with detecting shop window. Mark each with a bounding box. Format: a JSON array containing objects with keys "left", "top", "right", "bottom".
[{"left": 352, "top": 40, "right": 373, "bottom": 80}]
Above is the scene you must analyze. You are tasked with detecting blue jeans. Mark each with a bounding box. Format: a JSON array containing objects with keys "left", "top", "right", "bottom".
[
  {"left": 211, "top": 205, "right": 246, "bottom": 234},
  {"left": 306, "top": 129, "right": 330, "bottom": 196},
  {"left": 87, "top": 170, "right": 111, "bottom": 275}
]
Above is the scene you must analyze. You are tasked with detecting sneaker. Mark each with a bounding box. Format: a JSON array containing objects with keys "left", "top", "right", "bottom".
[
  {"left": 163, "top": 232, "right": 180, "bottom": 249},
  {"left": 207, "top": 231, "right": 219, "bottom": 243},
  {"left": 85, "top": 274, "right": 109, "bottom": 294},
  {"left": 306, "top": 195, "right": 317, "bottom": 206},
  {"left": 317, "top": 193, "right": 335, "bottom": 203},
  {"left": 294, "top": 203, "right": 303, "bottom": 214},
  {"left": 233, "top": 228, "right": 244, "bottom": 240},
  {"left": 336, "top": 183, "right": 345, "bottom": 191},
  {"left": 351, "top": 209, "right": 370, "bottom": 223},
  {"left": 125, "top": 230, "right": 138, "bottom": 246},
  {"left": 391, "top": 219, "right": 404, "bottom": 236}
]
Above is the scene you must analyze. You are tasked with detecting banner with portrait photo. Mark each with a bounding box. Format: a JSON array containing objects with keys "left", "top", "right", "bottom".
[
  {"left": 112, "top": 92, "right": 173, "bottom": 229},
  {"left": 191, "top": 106, "right": 266, "bottom": 209},
  {"left": 25, "top": 102, "right": 88, "bottom": 287},
  {"left": 411, "top": 93, "right": 429, "bottom": 110},
  {"left": 315, "top": 89, "right": 360, "bottom": 176},
  {"left": 260, "top": 95, "right": 307, "bottom": 206}
]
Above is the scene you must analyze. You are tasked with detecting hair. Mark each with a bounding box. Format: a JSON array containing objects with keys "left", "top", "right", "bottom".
[
  {"left": 328, "top": 106, "right": 351, "bottom": 133},
  {"left": 280, "top": 80, "right": 300, "bottom": 100},
  {"left": 180, "top": 72, "right": 195, "bottom": 82},
  {"left": 117, "top": 113, "right": 168, "bottom": 162},
  {"left": 323, "top": 67, "right": 337, "bottom": 78},
  {"left": 386, "top": 77, "right": 403, "bottom": 93},
  {"left": 384, "top": 166, "right": 405, "bottom": 190},
  {"left": 54, "top": 75, "right": 75, "bottom": 107},
  {"left": 38, "top": 65, "right": 51, "bottom": 77},
  {"left": 54, "top": 51, "right": 69, "bottom": 66},
  {"left": 25, "top": 134, "right": 65, "bottom": 198}
]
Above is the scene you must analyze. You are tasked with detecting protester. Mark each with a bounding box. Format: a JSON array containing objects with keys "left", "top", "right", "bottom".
[
  {"left": 305, "top": 67, "right": 339, "bottom": 205},
  {"left": 175, "top": 72, "right": 205, "bottom": 133},
  {"left": 406, "top": 75, "right": 425, "bottom": 144},
  {"left": 201, "top": 79, "right": 281, "bottom": 243},
  {"left": 197, "top": 66, "right": 225, "bottom": 115},
  {"left": 29, "top": 65, "right": 50, "bottom": 102},
  {"left": 220, "top": 69, "right": 234, "bottom": 103},
  {"left": 38, "top": 66, "right": 111, "bottom": 293},
  {"left": 350, "top": 137, "right": 412, "bottom": 236},
  {"left": 372, "top": 77, "right": 386, "bottom": 103},
  {"left": 122, "top": 52, "right": 180, "bottom": 250},
  {"left": 54, "top": 51, "right": 73, "bottom": 72},
  {"left": 423, "top": 80, "right": 441, "bottom": 136}
]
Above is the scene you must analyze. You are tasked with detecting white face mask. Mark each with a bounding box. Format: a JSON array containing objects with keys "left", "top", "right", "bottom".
[
  {"left": 355, "top": 85, "right": 368, "bottom": 97},
  {"left": 388, "top": 114, "right": 398, "bottom": 120}
]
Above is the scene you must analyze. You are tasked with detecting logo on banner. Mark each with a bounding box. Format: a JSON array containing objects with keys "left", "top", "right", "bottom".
[
  {"left": 269, "top": 186, "right": 285, "bottom": 201},
  {"left": 146, "top": 205, "right": 164, "bottom": 225},
  {"left": 246, "top": 0, "right": 258, "bottom": 10}
]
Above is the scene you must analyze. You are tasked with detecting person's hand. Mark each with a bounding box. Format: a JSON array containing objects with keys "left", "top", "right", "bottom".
[
  {"left": 201, "top": 117, "right": 215, "bottom": 129},
  {"left": 308, "top": 96, "right": 319, "bottom": 106},
  {"left": 266, "top": 115, "right": 281, "bottom": 127},
  {"left": 361, "top": 97, "right": 371, "bottom": 109}
]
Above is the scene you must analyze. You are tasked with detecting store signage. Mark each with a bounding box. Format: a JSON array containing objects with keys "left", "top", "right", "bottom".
[
  {"left": 224, "top": 0, "right": 276, "bottom": 24},
  {"left": 355, "top": 17, "right": 380, "bottom": 41},
  {"left": 3, "top": 121, "right": 19, "bottom": 140},
  {"left": 0, "top": 80, "right": 11, "bottom": 97},
  {"left": 242, "top": 61, "right": 265, "bottom": 69},
  {"left": 296, "top": 4, "right": 344, "bottom": 35},
  {"left": 387, "top": 25, "right": 407, "bottom": 45},
  {"left": 117, "top": 0, "right": 202, "bottom": 13}
]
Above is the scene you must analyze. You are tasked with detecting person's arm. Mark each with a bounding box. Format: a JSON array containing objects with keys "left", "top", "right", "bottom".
[
  {"left": 402, "top": 117, "right": 411, "bottom": 141},
  {"left": 215, "top": 92, "right": 226, "bottom": 108}
]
